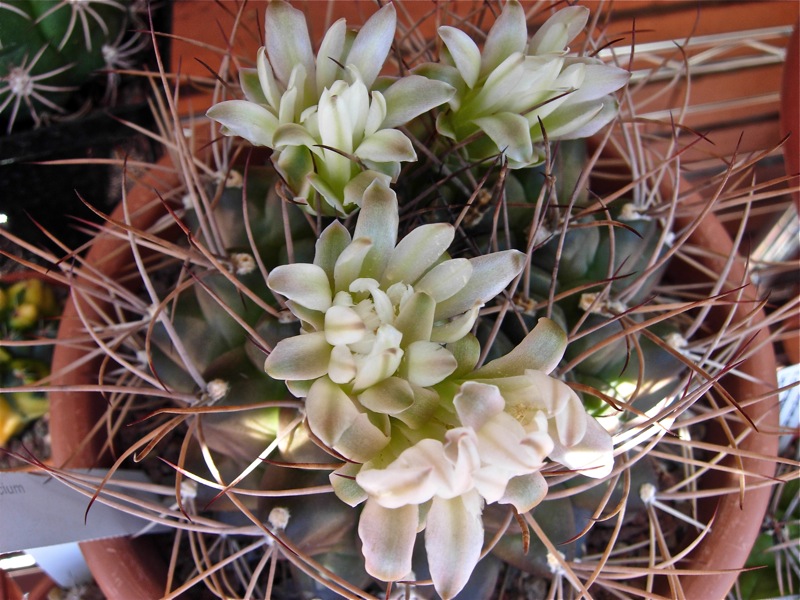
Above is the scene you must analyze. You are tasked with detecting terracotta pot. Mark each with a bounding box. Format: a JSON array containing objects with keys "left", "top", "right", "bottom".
[
  {"left": 45, "top": 146, "right": 780, "bottom": 598},
  {"left": 593, "top": 145, "right": 780, "bottom": 597},
  {"left": 666, "top": 212, "right": 778, "bottom": 598},
  {"left": 48, "top": 157, "right": 181, "bottom": 600}
]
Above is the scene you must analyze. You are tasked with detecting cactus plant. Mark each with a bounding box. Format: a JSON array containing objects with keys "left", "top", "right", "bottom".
[
  {"left": 0, "top": 1, "right": 792, "bottom": 599},
  {"left": 0, "top": 0, "right": 151, "bottom": 132}
]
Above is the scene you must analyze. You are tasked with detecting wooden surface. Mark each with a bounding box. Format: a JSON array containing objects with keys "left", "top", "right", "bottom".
[{"left": 169, "top": 0, "right": 798, "bottom": 160}]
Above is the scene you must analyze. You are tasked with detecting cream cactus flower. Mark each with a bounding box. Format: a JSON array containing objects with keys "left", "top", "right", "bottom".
[
  {"left": 418, "top": 1, "right": 630, "bottom": 169},
  {"left": 264, "top": 178, "right": 527, "bottom": 462},
  {"left": 263, "top": 179, "right": 614, "bottom": 597},
  {"left": 342, "top": 318, "right": 614, "bottom": 599},
  {"left": 206, "top": 1, "right": 454, "bottom": 215}
]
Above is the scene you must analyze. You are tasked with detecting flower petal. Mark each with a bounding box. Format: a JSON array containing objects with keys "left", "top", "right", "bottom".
[
  {"left": 357, "top": 439, "right": 444, "bottom": 506},
  {"left": 272, "top": 122, "right": 320, "bottom": 152},
  {"left": 471, "top": 111, "right": 533, "bottom": 164},
  {"left": 357, "top": 464, "right": 436, "bottom": 509},
  {"left": 314, "top": 221, "right": 351, "bottom": 284},
  {"left": 393, "top": 291, "right": 435, "bottom": 345},
  {"left": 305, "top": 375, "right": 360, "bottom": 446},
  {"left": 273, "top": 145, "right": 314, "bottom": 201},
  {"left": 528, "top": 6, "right": 589, "bottom": 55},
  {"left": 382, "top": 223, "right": 455, "bottom": 287},
  {"left": 329, "top": 344, "right": 357, "bottom": 384},
  {"left": 353, "top": 179, "right": 399, "bottom": 279},
  {"left": 345, "top": 3, "right": 397, "bottom": 88},
  {"left": 268, "top": 263, "right": 332, "bottom": 311},
  {"left": 470, "top": 51, "right": 526, "bottom": 115},
  {"left": 324, "top": 305, "right": 366, "bottom": 345},
  {"left": 560, "top": 61, "right": 630, "bottom": 104},
  {"left": 257, "top": 47, "right": 282, "bottom": 108},
  {"left": 355, "top": 128, "right": 417, "bottom": 163},
  {"left": 394, "top": 385, "right": 440, "bottom": 429},
  {"left": 284, "top": 300, "right": 324, "bottom": 331},
  {"left": 278, "top": 68, "right": 302, "bottom": 123},
  {"left": 318, "top": 85, "right": 355, "bottom": 153},
  {"left": 343, "top": 169, "right": 392, "bottom": 210},
  {"left": 365, "top": 90, "right": 388, "bottom": 137},
  {"left": 425, "top": 493, "right": 484, "bottom": 600},
  {"left": 352, "top": 346, "right": 403, "bottom": 392},
  {"left": 358, "top": 376, "right": 415, "bottom": 415},
  {"left": 402, "top": 341, "right": 458, "bottom": 387},
  {"left": 206, "top": 100, "right": 278, "bottom": 147},
  {"left": 286, "top": 379, "right": 313, "bottom": 398},
  {"left": 481, "top": 0, "right": 528, "bottom": 77},
  {"left": 333, "top": 238, "right": 373, "bottom": 293},
  {"left": 330, "top": 462, "right": 367, "bottom": 507},
  {"left": 381, "top": 75, "right": 456, "bottom": 129},
  {"left": 446, "top": 334, "right": 481, "bottom": 377},
  {"left": 439, "top": 26, "right": 481, "bottom": 88},
  {"left": 473, "top": 465, "right": 520, "bottom": 504},
  {"left": 534, "top": 100, "right": 606, "bottom": 141},
  {"left": 548, "top": 415, "right": 614, "bottom": 479},
  {"left": 307, "top": 172, "right": 346, "bottom": 216},
  {"left": 413, "top": 63, "right": 467, "bottom": 109},
  {"left": 472, "top": 317, "right": 567, "bottom": 377},
  {"left": 475, "top": 413, "right": 546, "bottom": 472},
  {"left": 495, "top": 371, "right": 571, "bottom": 424},
  {"left": 265, "top": 0, "right": 315, "bottom": 87},
  {"left": 434, "top": 250, "right": 526, "bottom": 321},
  {"left": 239, "top": 68, "right": 268, "bottom": 104},
  {"left": 414, "top": 258, "right": 473, "bottom": 303},
  {"left": 499, "top": 472, "right": 548, "bottom": 513},
  {"left": 315, "top": 18, "right": 347, "bottom": 93},
  {"left": 430, "top": 303, "right": 481, "bottom": 344},
  {"left": 552, "top": 388, "right": 588, "bottom": 447},
  {"left": 453, "top": 381, "right": 505, "bottom": 431},
  {"left": 541, "top": 99, "right": 618, "bottom": 140},
  {"left": 264, "top": 331, "right": 331, "bottom": 380},
  {"left": 359, "top": 499, "right": 418, "bottom": 582},
  {"left": 335, "top": 412, "right": 391, "bottom": 461}
]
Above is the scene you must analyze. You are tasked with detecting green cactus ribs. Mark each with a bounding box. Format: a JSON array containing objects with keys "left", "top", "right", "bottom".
[{"left": 0, "top": 0, "right": 151, "bottom": 132}]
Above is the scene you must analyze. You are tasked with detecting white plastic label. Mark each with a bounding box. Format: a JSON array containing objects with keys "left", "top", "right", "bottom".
[{"left": 0, "top": 469, "right": 163, "bottom": 553}]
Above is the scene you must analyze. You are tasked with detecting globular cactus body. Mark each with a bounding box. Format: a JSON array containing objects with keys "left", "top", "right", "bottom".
[{"left": 0, "top": 0, "right": 140, "bottom": 132}]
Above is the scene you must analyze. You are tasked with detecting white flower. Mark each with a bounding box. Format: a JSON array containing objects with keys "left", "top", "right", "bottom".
[
  {"left": 340, "top": 318, "right": 613, "bottom": 599},
  {"left": 472, "top": 318, "right": 615, "bottom": 479},
  {"left": 476, "top": 370, "right": 615, "bottom": 479},
  {"left": 206, "top": 1, "right": 454, "bottom": 215},
  {"left": 355, "top": 381, "right": 552, "bottom": 599},
  {"left": 418, "top": 1, "right": 630, "bottom": 169},
  {"left": 264, "top": 178, "right": 526, "bottom": 462}
]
